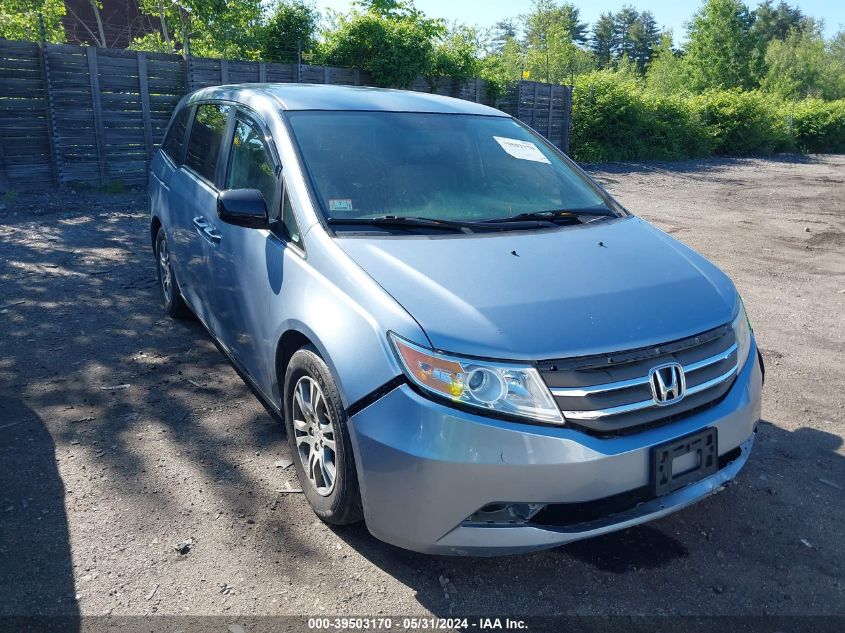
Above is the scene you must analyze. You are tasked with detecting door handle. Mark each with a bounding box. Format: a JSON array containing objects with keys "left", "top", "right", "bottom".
[
  {"left": 193, "top": 216, "right": 221, "bottom": 244},
  {"left": 203, "top": 226, "right": 222, "bottom": 244}
]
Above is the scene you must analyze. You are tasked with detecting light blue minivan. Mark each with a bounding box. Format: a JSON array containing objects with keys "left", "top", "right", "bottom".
[{"left": 149, "top": 84, "right": 764, "bottom": 555}]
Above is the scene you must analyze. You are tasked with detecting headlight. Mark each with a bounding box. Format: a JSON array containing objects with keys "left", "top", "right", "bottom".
[
  {"left": 732, "top": 300, "right": 752, "bottom": 370},
  {"left": 389, "top": 333, "right": 563, "bottom": 425}
]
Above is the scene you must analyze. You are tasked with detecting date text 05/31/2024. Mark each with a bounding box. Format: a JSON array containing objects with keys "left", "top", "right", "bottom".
[{"left": 307, "top": 617, "right": 529, "bottom": 630}]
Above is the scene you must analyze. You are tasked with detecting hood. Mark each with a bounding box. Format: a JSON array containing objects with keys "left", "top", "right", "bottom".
[{"left": 336, "top": 217, "right": 738, "bottom": 360}]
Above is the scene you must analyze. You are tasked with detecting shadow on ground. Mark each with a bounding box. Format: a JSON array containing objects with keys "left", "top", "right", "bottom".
[
  {"left": 328, "top": 419, "right": 843, "bottom": 616},
  {"left": 0, "top": 397, "right": 80, "bottom": 630},
  {"left": 0, "top": 190, "right": 843, "bottom": 617}
]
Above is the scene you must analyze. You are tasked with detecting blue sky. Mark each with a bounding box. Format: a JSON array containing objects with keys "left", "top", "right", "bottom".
[{"left": 313, "top": 0, "right": 844, "bottom": 41}]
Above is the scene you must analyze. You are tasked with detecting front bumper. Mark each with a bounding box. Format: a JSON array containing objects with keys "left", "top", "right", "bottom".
[{"left": 348, "top": 342, "right": 763, "bottom": 556}]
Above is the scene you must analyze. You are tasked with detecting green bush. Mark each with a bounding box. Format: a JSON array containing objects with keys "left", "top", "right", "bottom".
[
  {"left": 566, "top": 75, "right": 845, "bottom": 161},
  {"left": 790, "top": 99, "right": 845, "bottom": 153},
  {"left": 570, "top": 72, "right": 710, "bottom": 162},
  {"left": 321, "top": 13, "right": 436, "bottom": 87},
  {"left": 638, "top": 92, "right": 712, "bottom": 159},
  {"left": 689, "top": 90, "right": 792, "bottom": 155},
  {"left": 319, "top": 4, "right": 446, "bottom": 88},
  {"left": 570, "top": 73, "right": 643, "bottom": 162}
]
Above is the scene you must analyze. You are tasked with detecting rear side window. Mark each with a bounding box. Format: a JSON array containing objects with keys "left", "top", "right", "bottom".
[
  {"left": 161, "top": 107, "right": 189, "bottom": 163},
  {"left": 185, "top": 104, "right": 230, "bottom": 183}
]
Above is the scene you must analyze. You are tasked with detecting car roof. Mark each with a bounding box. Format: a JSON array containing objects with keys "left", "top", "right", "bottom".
[{"left": 187, "top": 83, "right": 507, "bottom": 117}]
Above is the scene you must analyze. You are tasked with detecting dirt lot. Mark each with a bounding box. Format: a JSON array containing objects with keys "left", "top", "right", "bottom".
[{"left": 1, "top": 155, "right": 843, "bottom": 621}]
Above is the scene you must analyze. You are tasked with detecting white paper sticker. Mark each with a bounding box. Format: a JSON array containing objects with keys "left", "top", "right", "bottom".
[
  {"left": 493, "top": 136, "right": 551, "bottom": 164},
  {"left": 328, "top": 198, "right": 354, "bottom": 212}
]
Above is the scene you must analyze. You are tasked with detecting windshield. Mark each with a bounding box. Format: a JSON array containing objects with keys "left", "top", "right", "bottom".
[{"left": 285, "top": 111, "right": 615, "bottom": 225}]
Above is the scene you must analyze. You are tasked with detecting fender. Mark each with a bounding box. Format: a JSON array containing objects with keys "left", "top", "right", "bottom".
[{"left": 264, "top": 227, "right": 429, "bottom": 411}]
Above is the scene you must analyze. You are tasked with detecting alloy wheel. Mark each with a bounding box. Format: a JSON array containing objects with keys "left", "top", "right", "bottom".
[
  {"left": 291, "top": 376, "right": 338, "bottom": 496},
  {"left": 158, "top": 237, "right": 173, "bottom": 303}
]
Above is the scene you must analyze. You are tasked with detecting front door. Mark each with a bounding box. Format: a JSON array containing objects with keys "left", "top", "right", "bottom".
[
  {"left": 170, "top": 102, "right": 231, "bottom": 329},
  {"left": 202, "top": 109, "right": 287, "bottom": 388}
]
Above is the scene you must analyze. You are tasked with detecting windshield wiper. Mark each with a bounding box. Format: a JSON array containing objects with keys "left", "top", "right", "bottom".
[
  {"left": 480, "top": 206, "right": 617, "bottom": 224},
  {"left": 327, "top": 215, "right": 478, "bottom": 233}
]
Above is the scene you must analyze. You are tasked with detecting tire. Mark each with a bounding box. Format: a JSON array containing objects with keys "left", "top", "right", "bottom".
[
  {"left": 155, "top": 226, "right": 192, "bottom": 320},
  {"left": 284, "top": 346, "right": 363, "bottom": 525}
]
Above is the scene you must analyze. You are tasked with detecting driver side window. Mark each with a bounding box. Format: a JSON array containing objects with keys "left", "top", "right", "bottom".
[{"left": 226, "top": 116, "right": 278, "bottom": 212}]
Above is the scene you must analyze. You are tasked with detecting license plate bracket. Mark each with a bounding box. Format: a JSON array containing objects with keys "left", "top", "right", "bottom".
[{"left": 651, "top": 427, "right": 718, "bottom": 496}]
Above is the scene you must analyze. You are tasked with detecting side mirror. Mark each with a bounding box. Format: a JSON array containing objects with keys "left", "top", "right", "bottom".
[{"left": 217, "top": 189, "right": 269, "bottom": 228}]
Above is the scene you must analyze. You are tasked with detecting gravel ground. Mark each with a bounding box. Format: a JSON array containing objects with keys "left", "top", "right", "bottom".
[{"left": 1, "top": 155, "right": 843, "bottom": 620}]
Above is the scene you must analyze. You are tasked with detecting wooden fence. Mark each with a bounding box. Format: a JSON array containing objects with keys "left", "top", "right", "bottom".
[
  {"left": 0, "top": 38, "right": 572, "bottom": 193},
  {"left": 496, "top": 81, "right": 573, "bottom": 156}
]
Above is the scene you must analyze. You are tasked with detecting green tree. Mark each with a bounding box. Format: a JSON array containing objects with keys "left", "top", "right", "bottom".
[
  {"left": 751, "top": 0, "right": 807, "bottom": 42},
  {"left": 320, "top": 1, "right": 444, "bottom": 87},
  {"left": 629, "top": 11, "right": 660, "bottom": 71},
  {"left": 591, "top": 12, "right": 616, "bottom": 69},
  {"left": 749, "top": 1, "right": 811, "bottom": 80},
  {"left": 831, "top": 29, "right": 845, "bottom": 61},
  {"left": 490, "top": 19, "right": 518, "bottom": 54},
  {"left": 523, "top": 0, "right": 588, "bottom": 48},
  {"left": 645, "top": 32, "right": 689, "bottom": 94},
  {"left": 684, "top": 0, "right": 756, "bottom": 90},
  {"left": 613, "top": 5, "right": 640, "bottom": 61},
  {"left": 263, "top": 1, "right": 319, "bottom": 63},
  {"left": 761, "top": 27, "right": 845, "bottom": 100},
  {"left": 433, "top": 24, "right": 481, "bottom": 78},
  {"left": 521, "top": 0, "right": 593, "bottom": 83},
  {"left": 133, "top": 0, "right": 267, "bottom": 59},
  {"left": 0, "top": 0, "right": 65, "bottom": 43},
  {"left": 591, "top": 6, "right": 659, "bottom": 73},
  {"left": 480, "top": 34, "right": 524, "bottom": 90}
]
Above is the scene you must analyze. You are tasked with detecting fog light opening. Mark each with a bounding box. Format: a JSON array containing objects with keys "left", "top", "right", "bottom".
[{"left": 466, "top": 502, "right": 545, "bottom": 525}]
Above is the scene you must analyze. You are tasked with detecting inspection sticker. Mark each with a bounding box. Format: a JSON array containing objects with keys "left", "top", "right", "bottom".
[
  {"left": 493, "top": 136, "right": 551, "bottom": 164},
  {"left": 328, "top": 198, "right": 354, "bottom": 212}
]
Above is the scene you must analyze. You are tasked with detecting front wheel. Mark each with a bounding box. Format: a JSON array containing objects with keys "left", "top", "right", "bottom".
[
  {"left": 155, "top": 226, "right": 191, "bottom": 320},
  {"left": 284, "top": 346, "right": 363, "bottom": 525}
]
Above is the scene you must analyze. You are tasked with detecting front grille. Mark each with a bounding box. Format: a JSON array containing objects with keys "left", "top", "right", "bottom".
[{"left": 538, "top": 324, "right": 737, "bottom": 436}]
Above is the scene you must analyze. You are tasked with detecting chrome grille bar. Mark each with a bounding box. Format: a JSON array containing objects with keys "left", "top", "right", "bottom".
[
  {"left": 684, "top": 342, "right": 738, "bottom": 373},
  {"left": 685, "top": 365, "right": 739, "bottom": 396},
  {"left": 550, "top": 342, "right": 738, "bottom": 398},
  {"left": 558, "top": 365, "right": 738, "bottom": 421}
]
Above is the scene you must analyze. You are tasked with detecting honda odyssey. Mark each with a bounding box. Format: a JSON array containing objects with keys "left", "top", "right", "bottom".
[{"left": 149, "top": 84, "right": 764, "bottom": 555}]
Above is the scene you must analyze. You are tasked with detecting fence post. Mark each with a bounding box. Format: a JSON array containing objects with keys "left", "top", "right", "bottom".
[
  {"left": 137, "top": 52, "right": 154, "bottom": 169},
  {"left": 531, "top": 82, "right": 539, "bottom": 128},
  {"left": 259, "top": 62, "right": 267, "bottom": 82},
  {"left": 220, "top": 59, "right": 229, "bottom": 84},
  {"left": 561, "top": 86, "right": 572, "bottom": 155},
  {"left": 323, "top": 65, "right": 329, "bottom": 84},
  {"left": 353, "top": 69, "right": 360, "bottom": 86},
  {"left": 86, "top": 47, "right": 108, "bottom": 186},
  {"left": 184, "top": 54, "right": 193, "bottom": 93},
  {"left": 547, "top": 84, "right": 555, "bottom": 143},
  {"left": 38, "top": 15, "right": 63, "bottom": 187},
  {"left": 296, "top": 38, "right": 302, "bottom": 83}
]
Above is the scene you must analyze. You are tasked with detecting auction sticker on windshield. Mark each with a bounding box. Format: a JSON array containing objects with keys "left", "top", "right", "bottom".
[
  {"left": 329, "top": 199, "right": 354, "bottom": 212},
  {"left": 493, "top": 136, "right": 551, "bottom": 164}
]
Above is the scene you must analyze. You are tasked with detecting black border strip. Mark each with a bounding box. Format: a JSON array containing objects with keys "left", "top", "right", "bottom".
[{"left": 346, "top": 375, "right": 407, "bottom": 418}]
